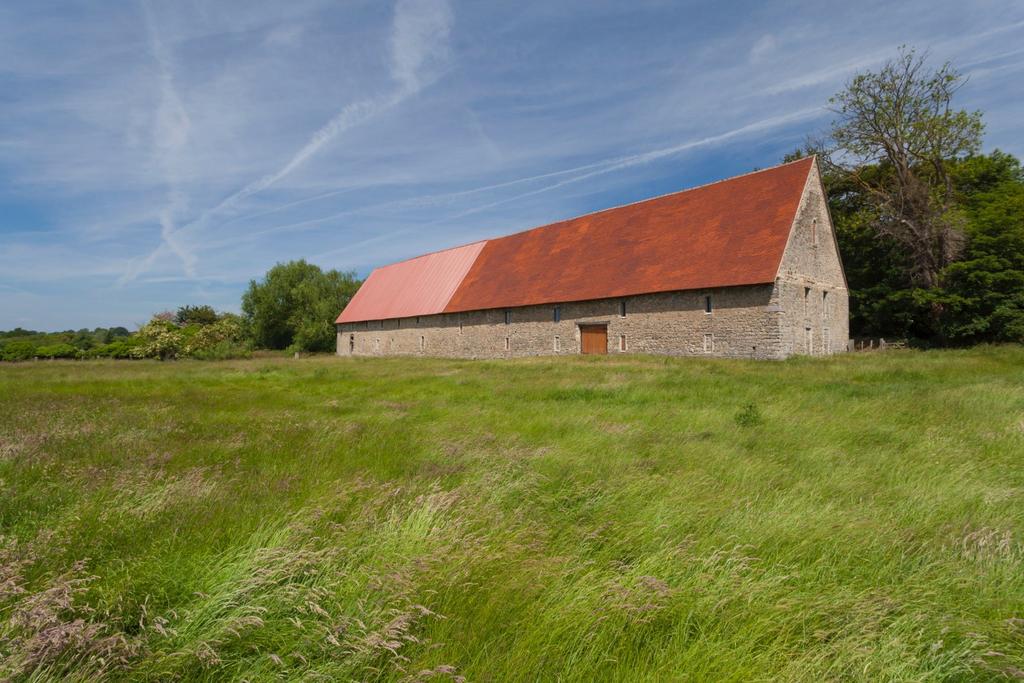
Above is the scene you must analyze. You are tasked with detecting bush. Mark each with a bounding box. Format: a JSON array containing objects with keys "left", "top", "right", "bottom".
[
  {"left": 35, "top": 343, "right": 78, "bottom": 359},
  {"left": 129, "top": 314, "right": 250, "bottom": 360},
  {"left": 189, "top": 340, "right": 252, "bottom": 361},
  {"left": 0, "top": 341, "right": 38, "bottom": 361},
  {"left": 82, "top": 337, "right": 145, "bottom": 359},
  {"left": 183, "top": 316, "right": 250, "bottom": 359},
  {"left": 131, "top": 319, "right": 184, "bottom": 360}
]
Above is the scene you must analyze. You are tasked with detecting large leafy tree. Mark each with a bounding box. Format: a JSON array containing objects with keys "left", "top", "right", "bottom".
[
  {"left": 827, "top": 47, "right": 984, "bottom": 288},
  {"left": 931, "top": 153, "right": 1024, "bottom": 343},
  {"left": 242, "top": 260, "right": 362, "bottom": 351}
]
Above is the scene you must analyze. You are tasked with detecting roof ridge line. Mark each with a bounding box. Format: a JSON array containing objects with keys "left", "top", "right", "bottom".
[
  {"left": 365, "top": 157, "right": 814, "bottom": 275},
  {"left": 464, "top": 156, "right": 816, "bottom": 246},
  {"left": 375, "top": 238, "right": 489, "bottom": 270}
]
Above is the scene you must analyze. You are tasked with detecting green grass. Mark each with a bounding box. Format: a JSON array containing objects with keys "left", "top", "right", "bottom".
[{"left": 1, "top": 348, "right": 1023, "bottom": 681}]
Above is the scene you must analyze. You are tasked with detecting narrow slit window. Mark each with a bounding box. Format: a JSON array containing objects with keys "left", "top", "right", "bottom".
[
  {"left": 619, "top": 334, "right": 627, "bottom": 351},
  {"left": 822, "top": 291, "right": 830, "bottom": 319},
  {"left": 703, "top": 333, "right": 714, "bottom": 353},
  {"left": 504, "top": 310, "right": 511, "bottom": 325},
  {"left": 811, "top": 218, "right": 818, "bottom": 245},
  {"left": 419, "top": 335, "right": 425, "bottom": 351},
  {"left": 504, "top": 337, "right": 510, "bottom": 351},
  {"left": 416, "top": 316, "right": 420, "bottom": 325},
  {"left": 804, "top": 287, "right": 811, "bottom": 316},
  {"left": 554, "top": 336, "right": 560, "bottom": 352},
  {"left": 705, "top": 295, "right": 713, "bottom": 314},
  {"left": 553, "top": 306, "right": 561, "bottom": 323},
  {"left": 619, "top": 300, "right": 627, "bottom": 317},
  {"left": 459, "top": 316, "right": 463, "bottom": 334}
]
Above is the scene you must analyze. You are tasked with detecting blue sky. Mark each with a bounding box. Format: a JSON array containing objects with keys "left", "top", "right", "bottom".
[{"left": 2, "top": 0, "right": 1022, "bottom": 331}]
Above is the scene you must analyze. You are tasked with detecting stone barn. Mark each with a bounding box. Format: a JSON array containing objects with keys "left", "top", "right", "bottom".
[{"left": 336, "top": 157, "right": 848, "bottom": 359}]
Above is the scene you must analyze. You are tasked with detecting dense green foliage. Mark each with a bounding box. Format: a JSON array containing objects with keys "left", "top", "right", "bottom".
[
  {"left": 0, "top": 327, "right": 132, "bottom": 361},
  {"left": 823, "top": 151, "right": 1024, "bottom": 345},
  {"left": 242, "top": 260, "right": 361, "bottom": 352},
  {"left": 1, "top": 350, "right": 1022, "bottom": 680},
  {"left": 0, "top": 311, "right": 251, "bottom": 362},
  {"left": 174, "top": 305, "right": 219, "bottom": 326}
]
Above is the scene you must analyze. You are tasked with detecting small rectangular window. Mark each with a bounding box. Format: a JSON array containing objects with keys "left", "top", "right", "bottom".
[
  {"left": 416, "top": 316, "right": 421, "bottom": 325},
  {"left": 553, "top": 306, "right": 561, "bottom": 323},
  {"left": 822, "top": 291, "right": 830, "bottom": 319},
  {"left": 554, "top": 336, "right": 560, "bottom": 352},
  {"left": 459, "top": 316, "right": 463, "bottom": 334},
  {"left": 703, "top": 333, "right": 714, "bottom": 353},
  {"left": 619, "top": 334, "right": 626, "bottom": 351},
  {"left": 804, "top": 287, "right": 811, "bottom": 317},
  {"left": 805, "top": 327, "right": 813, "bottom": 354},
  {"left": 504, "top": 337, "right": 510, "bottom": 351},
  {"left": 504, "top": 310, "right": 511, "bottom": 325},
  {"left": 619, "top": 300, "right": 626, "bottom": 317},
  {"left": 704, "top": 295, "right": 712, "bottom": 314}
]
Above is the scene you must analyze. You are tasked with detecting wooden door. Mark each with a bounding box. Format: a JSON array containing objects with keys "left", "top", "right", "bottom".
[{"left": 580, "top": 325, "right": 607, "bottom": 354}]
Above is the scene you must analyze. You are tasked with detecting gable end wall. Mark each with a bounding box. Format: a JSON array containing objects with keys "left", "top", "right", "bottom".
[{"left": 774, "top": 160, "right": 850, "bottom": 355}]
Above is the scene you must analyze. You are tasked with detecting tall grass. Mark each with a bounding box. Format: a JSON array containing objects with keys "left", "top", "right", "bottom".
[{"left": 1, "top": 348, "right": 1022, "bottom": 680}]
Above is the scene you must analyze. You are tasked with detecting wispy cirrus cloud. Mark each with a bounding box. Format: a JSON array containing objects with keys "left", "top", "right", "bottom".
[
  {"left": 1, "top": 0, "right": 1023, "bottom": 329},
  {"left": 121, "top": 0, "right": 454, "bottom": 283}
]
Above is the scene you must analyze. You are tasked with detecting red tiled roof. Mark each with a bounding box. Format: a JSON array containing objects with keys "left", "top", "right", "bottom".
[
  {"left": 336, "top": 241, "right": 486, "bottom": 323},
  {"left": 337, "top": 157, "right": 814, "bottom": 323}
]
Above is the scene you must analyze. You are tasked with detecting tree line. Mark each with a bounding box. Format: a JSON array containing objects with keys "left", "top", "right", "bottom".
[
  {"left": 792, "top": 47, "right": 1023, "bottom": 345},
  {"left": 0, "top": 261, "right": 362, "bottom": 361}
]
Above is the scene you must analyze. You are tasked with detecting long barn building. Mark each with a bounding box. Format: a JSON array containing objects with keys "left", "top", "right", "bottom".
[{"left": 335, "top": 157, "right": 848, "bottom": 359}]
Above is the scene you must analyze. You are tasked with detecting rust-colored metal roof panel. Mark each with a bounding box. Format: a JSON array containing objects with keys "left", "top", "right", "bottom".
[
  {"left": 336, "top": 240, "right": 486, "bottom": 323},
  {"left": 443, "top": 158, "right": 812, "bottom": 313}
]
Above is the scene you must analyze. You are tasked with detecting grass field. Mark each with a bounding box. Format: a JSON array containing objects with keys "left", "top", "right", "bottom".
[{"left": 1, "top": 349, "right": 1023, "bottom": 681}]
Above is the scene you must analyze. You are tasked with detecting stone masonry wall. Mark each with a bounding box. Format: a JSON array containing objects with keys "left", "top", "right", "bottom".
[
  {"left": 775, "top": 161, "right": 850, "bottom": 355},
  {"left": 337, "top": 284, "right": 785, "bottom": 360}
]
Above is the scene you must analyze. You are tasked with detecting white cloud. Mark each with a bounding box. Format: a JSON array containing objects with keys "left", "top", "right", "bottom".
[
  {"left": 390, "top": 0, "right": 454, "bottom": 91},
  {"left": 750, "top": 34, "right": 776, "bottom": 64},
  {"left": 120, "top": 0, "right": 455, "bottom": 284}
]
